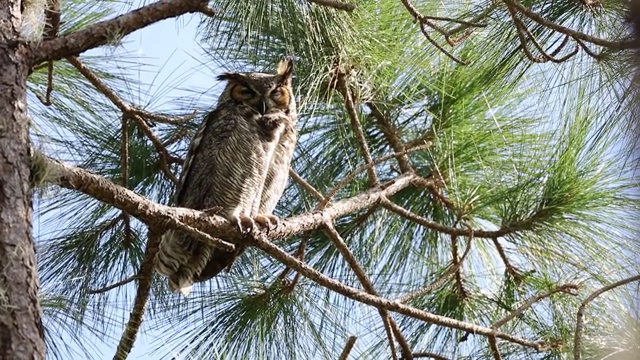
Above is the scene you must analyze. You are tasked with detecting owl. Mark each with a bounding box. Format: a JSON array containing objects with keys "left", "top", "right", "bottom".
[{"left": 155, "top": 59, "right": 297, "bottom": 295}]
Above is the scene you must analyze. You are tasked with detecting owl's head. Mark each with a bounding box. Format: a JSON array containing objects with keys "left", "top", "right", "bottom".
[{"left": 217, "top": 59, "right": 295, "bottom": 116}]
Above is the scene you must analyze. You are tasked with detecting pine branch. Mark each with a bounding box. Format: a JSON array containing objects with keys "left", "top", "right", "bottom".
[
  {"left": 306, "top": 0, "right": 355, "bottom": 12},
  {"left": 112, "top": 229, "right": 161, "bottom": 360},
  {"left": 30, "top": 0, "right": 214, "bottom": 64},
  {"left": 40, "top": 155, "right": 559, "bottom": 352},
  {"left": 323, "top": 224, "right": 413, "bottom": 360},
  {"left": 338, "top": 336, "right": 357, "bottom": 360},
  {"left": 573, "top": 274, "right": 640, "bottom": 360},
  {"left": 87, "top": 275, "right": 137, "bottom": 294}
]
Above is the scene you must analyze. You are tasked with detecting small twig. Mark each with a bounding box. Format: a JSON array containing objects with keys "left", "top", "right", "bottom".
[
  {"left": 87, "top": 275, "right": 137, "bottom": 294},
  {"left": 381, "top": 198, "right": 517, "bottom": 239},
  {"left": 320, "top": 144, "right": 432, "bottom": 209},
  {"left": 306, "top": 0, "right": 355, "bottom": 11},
  {"left": 112, "top": 229, "right": 161, "bottom": 360},
  {"left": 336, "top": 72, "right": 379, "bottom": 186},
  {"left": 488, "top": 336, "right": 503, "bottom": 360},
  {"left": 66, "top": 56, "right": 182, "bottom": 185},
  {"left": 323, "top": 224, "right": 414, "bottom": 360},
  {"left": 411, "top": 352, "right": 450, "bottom": 360},
  {"left": 491, "top": 238, "right": 522, "bottom": 279},
  {"left": 121, "top": 115, "right": 130, "bottom": 187},
  {"left": 397, "top": 239, "right": 471, "bottom": 303},
  {"left": 366, "top": 102, "right": 413, "bottom": 173},
  {"left": 338, "top": 336, "right": 358, "bottom": 360},
  {"left": 128, "top": 108, "right": 197, "bottom": 125},
  {"left": 492, "top": 284, "right": 579, "bottom": 329},
  {"left": 574, "top": 274, "right": 640, "bottom": 360},
  {"left": 451, "top": 235, "right": 468, "bottom": 299},
  {"left": 162, "top": 128, "right": 190, "bottom": 147},
  {"left": 279, "top": 236, "right": 309, "bottom": 293},
  {"left": 506, "top": 0, "right": 634, "bottom": 50},
  {"left": 289, "top": 169, "right": 326, "bottom": 202}
]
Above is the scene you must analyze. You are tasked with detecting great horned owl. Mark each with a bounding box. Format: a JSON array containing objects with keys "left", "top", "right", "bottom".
[{"left": 155, "top": 59, "right": 297, "bottom": 295}]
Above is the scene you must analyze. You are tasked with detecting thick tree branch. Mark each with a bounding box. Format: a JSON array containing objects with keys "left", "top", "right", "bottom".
[
  {"left": 307, "top": 0, "right": 355, "bottom": 12},
  {"left": 40, "top": 155, "right": 556, "bottom": 351},
  {"left": 30, "top": 0, "right": 212, "bottom": 64},
  {"left": 41, "top": 155, "right": 417, "bottom": 242}
]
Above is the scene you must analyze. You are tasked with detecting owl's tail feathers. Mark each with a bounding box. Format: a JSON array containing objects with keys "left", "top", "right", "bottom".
[{"left": 169, "top": 276, "right": 194, "bottom": 297}]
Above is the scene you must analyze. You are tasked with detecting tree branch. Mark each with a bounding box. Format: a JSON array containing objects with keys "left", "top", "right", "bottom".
[
  {"left": 338, "top": 336, "right": 358, "bottom": 360},
  {"left": 307, "top": 0, "right": 355, "bottom": 12},
  {"left": 87, "top": 275, "right": 137, "bottom": 294},
  {"left": 40, "top": 155, "right": 557, "bottom": 352},
  {"left": 41, "top": 154, "right": 417, "bottom": 243},
  {"left": 112, "top": 229, "right": 161, "bottom": 360},
  {"left": 324, "top": 224, "right": 413, "bottom": 360},
  {"left": 573, "top": 274, "right": 640, "bottom": 360},
  {"left": 492, "top": 284, "right": 579, "bottom": 329},
  {"left": 30, "top": 0, "right": 212, "bottom": 64}
]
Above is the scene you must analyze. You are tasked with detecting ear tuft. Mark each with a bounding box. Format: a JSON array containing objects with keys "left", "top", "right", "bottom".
[
  {"left": 216, "top": 73, "right": 242, "bottom": 82},
  {"left": 277, "top": 57, "right": 294, "bottom": 78}
]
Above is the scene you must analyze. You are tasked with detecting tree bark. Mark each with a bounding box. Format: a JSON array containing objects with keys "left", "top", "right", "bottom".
[{"left": 0, "top": 1, "right": 46, "bottom": 359}]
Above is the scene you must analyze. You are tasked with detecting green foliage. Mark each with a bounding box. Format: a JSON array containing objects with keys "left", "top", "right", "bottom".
[{"left": 29, "top": 0, "right": 640, "bottom": 359}]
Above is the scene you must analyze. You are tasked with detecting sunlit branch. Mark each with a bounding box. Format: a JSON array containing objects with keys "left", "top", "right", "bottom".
[
  {"left": 574, "top": 274, "right": 640, "bottom": 360},
  {"left": 488, "top": 336, "right": 503, "bottom": 360},
  {"left": 491, "top": 237, "right": 523, "bottom": 279},
  {"left": 289, "top": 169, "right": 326, "bottom": 202},
  {"left": 320, "top": 144, "right": 432, "bottom": 209},
  {"left": 411, "top": 352, "right": 450, "bottom": 359},
  {"left": 30, "top": 0, "right": 214, "bottom": 64},
  {"left": 245, "top": 231, "right": 558, "bottom": 351}
]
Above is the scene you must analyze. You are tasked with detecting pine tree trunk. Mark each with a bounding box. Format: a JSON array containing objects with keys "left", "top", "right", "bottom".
[{"left": 0, "top": 1, "right": 46, "bottom": 359}]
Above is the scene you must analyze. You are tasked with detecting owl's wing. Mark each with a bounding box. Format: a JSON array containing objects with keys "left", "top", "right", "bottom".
[
  {"left": 156, "top": 105, "right": 267, "bottom": 295},
  {"left": 258, "top": 120, "right": 298, "bottom": 215}
]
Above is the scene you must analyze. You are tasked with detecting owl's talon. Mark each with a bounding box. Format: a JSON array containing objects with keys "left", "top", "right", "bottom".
[
  {"left": 254, "top": 214, "right": 279, "bottom": 233},
  {"left": 228, "top": 215, "right": 254, "bottom": 234}
]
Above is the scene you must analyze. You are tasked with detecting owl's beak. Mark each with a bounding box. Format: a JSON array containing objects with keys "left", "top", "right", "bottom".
[{"left": 258, "top": 100, "right": 267, "bottom": 115}]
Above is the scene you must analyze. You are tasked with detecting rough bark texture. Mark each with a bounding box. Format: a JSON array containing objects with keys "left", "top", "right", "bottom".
[{"left": 0, "top": 0, "right": 46, "bottom": 359}]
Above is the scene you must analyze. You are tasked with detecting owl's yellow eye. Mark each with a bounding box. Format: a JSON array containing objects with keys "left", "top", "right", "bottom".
[
  {"left": 240, "top": 87, "right": 255, "bottom": 97},
  {"left": 231, "top": 85, "right": 257, "bottom": 101}
]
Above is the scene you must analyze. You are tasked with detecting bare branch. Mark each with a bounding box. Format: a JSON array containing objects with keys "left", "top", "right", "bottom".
[
  {"left": 66, "top": 56, "right": 180, "bottom": 185},
  {"left": 492, "top": 284, "right": 579, "bottom": 329},
  {"left": 40, "top": 155, "right": 557, "bottom": 352},
  {"left": 411, "top": 352, "right": 450, "bottom": 360},
  {"left": 366, "top": 102, "right": 413, "bottom": 173},
  {"left": 41, "top": 154, "right": 418, "bottom": 243},
  {"left": 289, "top": 169, "right": 326, "bottom": 202},
  {"left": 491, "top": 237, "right": 523, "bottom": 279},
  {"left": 488, "top": 336, "right": 503, "bottom": 360},
  {"left": 505, "top": 0, "right": 634, "bottom": 50},
  {"left": 338, "top": 336, "right": 358, "bottom": 360},
  {"left": 112, "top": 230, "right": 160, "bottom": 360},
  {"left": 574, "top": 274, "right": 640, "bottom": 360},
  {"left": 336, "top": 72, "right": 379, "bottom": 185},
  {"left": 323, "top": 224, "right": 413, "bottom": 359},
  {"left": 30, "top": 0, "right": 213, "bottom": 64},
  {"left": 307, "top": 0, "right": 355, "bottom": 12},
  {"left": 381, "top": 198, "right": 516, "bottom": 239},
  {"left": 87, "top": 275, "right": 137, "bottom": 294},
  {"left": 320, "top": 144, "right": 431, "bottom": 209}
]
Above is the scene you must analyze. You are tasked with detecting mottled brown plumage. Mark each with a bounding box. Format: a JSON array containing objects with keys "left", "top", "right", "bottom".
[{"left": 155, "top": 59, "right": 297, "bottom": 295}]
